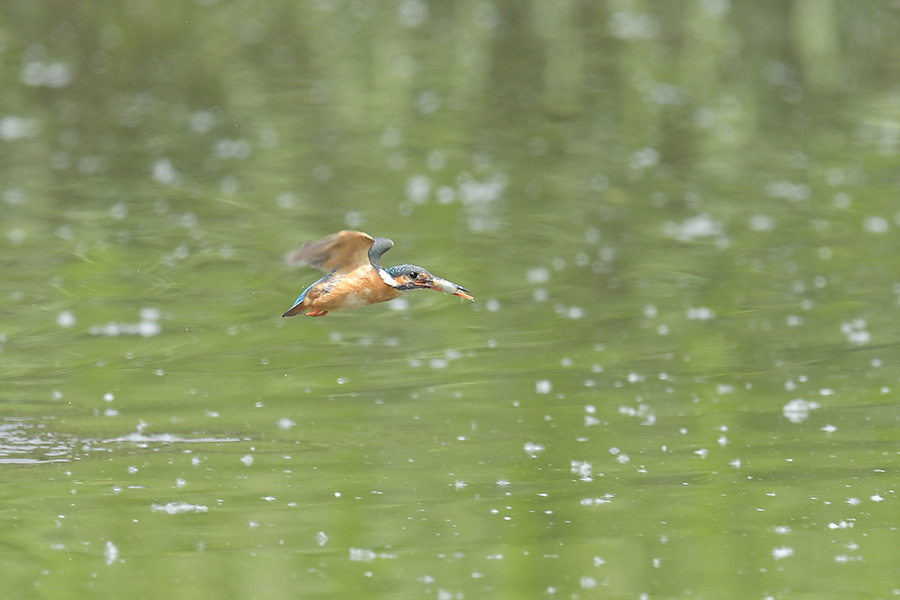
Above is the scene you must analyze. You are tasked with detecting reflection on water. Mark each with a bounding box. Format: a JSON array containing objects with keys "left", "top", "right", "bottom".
[{"left": 3, "top": 1, "right": 900, "bottom": 598}]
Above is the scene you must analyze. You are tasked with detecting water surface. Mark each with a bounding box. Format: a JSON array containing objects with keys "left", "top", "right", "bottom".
[{"left": 2, "top": 2, "right": 900, "bottom": 599}]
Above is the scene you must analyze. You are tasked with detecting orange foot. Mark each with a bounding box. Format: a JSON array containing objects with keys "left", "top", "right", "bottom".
[{"left": 306, "top": 310, "right": 328, "bottom": 317}]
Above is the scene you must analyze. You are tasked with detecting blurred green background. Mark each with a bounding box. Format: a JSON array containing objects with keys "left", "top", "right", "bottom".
[{"left": 2, "top": 1, "right": 900, "bottom": 598}]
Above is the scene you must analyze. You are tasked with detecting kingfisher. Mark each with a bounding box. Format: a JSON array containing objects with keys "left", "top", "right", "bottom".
[{"left": 282, "top": 230, "right": 474, "bottom": 317}]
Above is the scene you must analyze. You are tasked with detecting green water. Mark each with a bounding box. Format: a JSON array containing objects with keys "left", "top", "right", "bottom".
[{"left": 3, "top": 2, "right": 900, "bottom": 598}]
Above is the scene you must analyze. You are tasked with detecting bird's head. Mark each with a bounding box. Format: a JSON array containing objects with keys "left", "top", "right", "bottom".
[{"left": 386, "top": 264, "right": 474, "bottom": 300}]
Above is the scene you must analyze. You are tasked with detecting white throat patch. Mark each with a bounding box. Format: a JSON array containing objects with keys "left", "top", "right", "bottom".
[{"left": 377, "top": 268, "right": 398, "bottom": 288}]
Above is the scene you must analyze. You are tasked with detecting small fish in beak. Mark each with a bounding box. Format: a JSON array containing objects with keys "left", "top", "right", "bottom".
[{"left": 430, "top": 276, "right": 474, "bottom": 301}]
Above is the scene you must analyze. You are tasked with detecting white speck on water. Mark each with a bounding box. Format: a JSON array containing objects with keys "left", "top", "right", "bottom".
[
  {"left": 57, "top": 311, "right": 76, "bottom": 327},
  {"left": 618, "top": 404, "right": 656, "bottom": 425},
  {"left": 151, "top": 502, "right": 209, "bottom": 514},
  {"left": 176, "top": 478, "right": 186, "bottom": 489},
  {"left": 629, "top": 147, "right": 660, "bottom": 171},
  {"left": 415, "top": 90, "right": 441, "bottom": 114},
  {"left": 388, "top": 297, "right": 409, "bottom": 311},
  {"left": 571, "top": 461, "right": 593, "bottom": 482},
  {"left": 821, "top": 424, "right": 837, "bottom": 433},
  {"left": 841, "top": 319, "right": 870, "bottom": 345},
  {"left": 871, "top": 494, "right": 884, "bottom": 502},
  {"left": 783, "top": 398, "right": 820, "bottom": 423},
  {"left": 436, "top": 186, "right": 455, "bottom": 204},
  {"left": 834, "top": 554, "right": 863, "bottom": 563},
  {"left": 663, "top": 213, "right": 726, "bottom": 242},
  {"left": 863, "top": 215, "right": 889, "bottom": 233},
  {"left": 523, "top": 442, "right": 545, "bottom": 457},
  {"left": 189, "top": 109, "right": 217, "bottom": 133},
  {"left": 104, "top": 408, "right": 118, "bottom": 416},
  {"left": 657, "top": 324, "right": 670, "bottom": 335},
  {"left": 105, "top": 203, "right": 128, "bottom": 222},
  {"left": 454, "top": 480, "right": 467, "bottom": 489},
  {"left": 580, "top": 576, "right": 597, "bottom": 589},
  {"left": 485, "top": 299, "right": 501, "bottom": 312},
  {"left": 0, "top": 116, "right": 40, "bottom": 140},
  {"left": 846, "top": 497, "right": 861, "bottom": 506},
  {"left": 694, "top": 448, "right": 709, "bottom": 458},
  {"left": 8, "top": 228, "right": 26, "bottom": 243},
  {"left": 380, "top": 126, "right": 401, "bottom": 148},
  {"left": 730, "top": 458, "right": 741, "bottom": 468},
  {"left": 336, "top": 377, "right": 349, "bottom": 385},
  {"left": 686, "top": 307, "right": 716, "bottom": 320},
  {"left": 767, "top": 181, "right": 809, "bottom": 201},
  {"left": 89, "top": 308, "right": 162, "bottom": 338},
  {"left": 535, "top": 380, "right": 552, "bottom": 394},
  {"left": 718, "top": 435, "right": 728, "bottom": 446},
  {"left": 566, "top": 306, "right": 584, "bottom": 319},
  {"left": 104, "top": 393, "right": 114, "bottom": 402},
  {"left": 786, "top": 314, "right": 803, "bottom": 326},
  {"left": 580, "top": 495, "right": 613, "bottom": 506},
  {"left": 104, "top": 541, "right": 119, "bottom": 565},
  {"left": 609, "top": 12, "right": 660, "bottom": 40},
  {"left": 397, "top": 0, "right": 428, "bottom": 27},
  {"left": 526, "top": 267, "right": 550, "bottom": 284},
  {"left": 774, "top": 525, "right": 791, "bottom": 534},
  {"left": 316, "top": 531, "right": 328, "bottom": 546},
  {"left": 832, "top": 191, "right": 851, "bottom": 208},
  {"left": 152, "top": 159, "right": 179, "bottom": 185},
  {"left": 496, "top": 479, "right": 510, "bottom": 487},
  {"left": 749, "top": 214, "right": 775, "bottom": 231},
  {"left": 406, "top": 174, "right": 431, "bottom": 203},
  {"left": 772, "top": 546, "right": 794, "bottom": 560},
  {"left": 240, "top": 454, "right": 254, "bottom": 466},
  {"left": 212, "top": 138, "right": 251, "bottom": 160},
  {"left": 138, "top": 321, "right": 162, "bottom": 337},
  {"left": 22, "top": 61, "right": 72, "bottom": 88},
  {"left": 4, "top": 189, "right": 26, "bottom": 205},
  {"left": 275, "top": 191, "right": 298, "bottom": 209},
  {"left": 643, "top": 304, "right": 657, "bottom": 318},
  {"left": 312, "top": 164, "right": 332, "bottom": 182},
  {"left": 278, "top": 418, "right": 296, "bottom": 430},
  {"left": 827, "top": 520, "right": 853, "bottom": 530},
  {"left": 349, "top": 548, "right": 377, "bottom": 562}
]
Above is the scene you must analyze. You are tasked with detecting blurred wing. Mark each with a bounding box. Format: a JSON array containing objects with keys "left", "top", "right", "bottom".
[{"left": 284, "top": 230, "right": 376, "bottom": 273}]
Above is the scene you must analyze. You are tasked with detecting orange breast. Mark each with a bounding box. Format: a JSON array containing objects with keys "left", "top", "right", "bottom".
[{"left": 305, "top": 266, "right": 402, "bottom": 312}]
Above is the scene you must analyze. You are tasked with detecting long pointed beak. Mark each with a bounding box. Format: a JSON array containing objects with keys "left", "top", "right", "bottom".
[{"left": 427, "top": 276, "right": 474, "bottom": 301}]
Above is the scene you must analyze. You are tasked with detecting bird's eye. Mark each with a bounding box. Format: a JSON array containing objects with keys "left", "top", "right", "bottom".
[{"left": 409, "top": 271, "right": 419, "bottom": 279}]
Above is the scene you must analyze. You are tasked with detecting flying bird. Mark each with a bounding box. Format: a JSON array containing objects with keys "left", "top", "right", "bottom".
[{"left": 282, "top": 230, "right": 474, "bottom": 317}]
